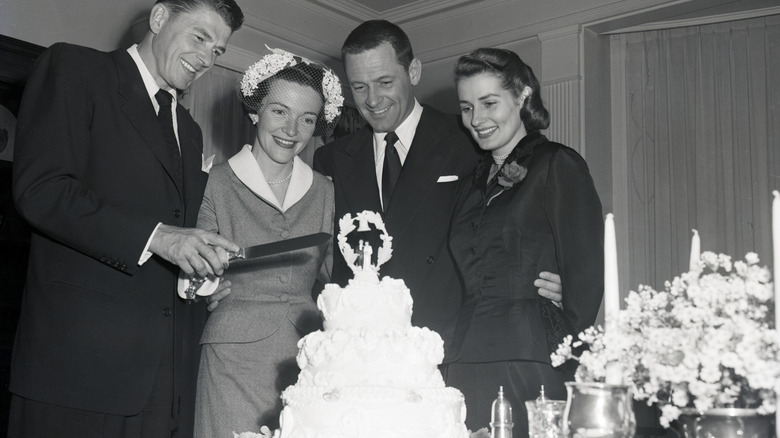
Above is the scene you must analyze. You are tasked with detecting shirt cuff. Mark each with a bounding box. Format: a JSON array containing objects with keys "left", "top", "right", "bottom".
[{"left": 139, "top": 222, "right": 162, "bottom": 266}]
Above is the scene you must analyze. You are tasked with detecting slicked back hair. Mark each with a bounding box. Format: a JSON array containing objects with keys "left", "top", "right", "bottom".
[
  {"left": 155, "top": 0, "right": 244, "bottom": 32},
  {"left": 341, "top": 20, "right": 414, "bottom": 72}
]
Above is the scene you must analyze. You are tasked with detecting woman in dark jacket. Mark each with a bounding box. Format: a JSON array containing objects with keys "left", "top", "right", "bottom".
[{"left": 446, "top": 48, "right": 604, "bottom": 437}]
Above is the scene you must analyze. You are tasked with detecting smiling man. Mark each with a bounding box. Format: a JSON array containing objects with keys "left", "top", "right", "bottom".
[
  {"left": 8, "top": 1, "right": 243, "bottom": 437},
  {"left": 313, "top": 20, "right": 481, "bottom": 339}
]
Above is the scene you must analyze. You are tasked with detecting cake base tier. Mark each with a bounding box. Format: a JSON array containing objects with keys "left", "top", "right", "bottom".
[{"left": 279, "top": 386, "right": 469, "bottom": 438}]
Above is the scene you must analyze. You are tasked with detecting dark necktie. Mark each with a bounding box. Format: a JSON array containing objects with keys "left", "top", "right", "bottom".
[
  {"left": 381, "top": 131, "right": 401, "bottom": 211},
  {"left": 155, "top": 89, "right": 182, "bottom": 183}
]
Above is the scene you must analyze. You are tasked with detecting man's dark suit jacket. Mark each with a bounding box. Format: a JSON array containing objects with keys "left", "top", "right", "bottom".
[
  {"left": 10, "top": 43, "right": 208, "bottom": 420},
  {"left": 313, "top": 105, "right": 480, "bottom": 337}
]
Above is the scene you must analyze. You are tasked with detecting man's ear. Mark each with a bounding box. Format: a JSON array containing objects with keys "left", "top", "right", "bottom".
[
  {"left": 149, "top": 3, "right": 169, "bottom": 35},
  {"left": 408, "top": 58, "right": 422, "bottom": 86}
]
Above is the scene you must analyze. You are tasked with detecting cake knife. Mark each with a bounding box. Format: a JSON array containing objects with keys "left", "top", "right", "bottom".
[
  {"left": 181, "top": 232, "right": 331, "bottom": 300},
  {"left": 227, "top": 231, "right": 331, "bottom": 262}
]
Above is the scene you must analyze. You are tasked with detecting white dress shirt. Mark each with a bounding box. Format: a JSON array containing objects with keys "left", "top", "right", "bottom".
[
  {"left": 127, "top": 44, "right": 180, "bottom": 265},
  {"left": 373, "top": 99, "right": 424, "bottom": 209},
  {"left": 127, "top": 44, "right": 180, "bottom": 148}
]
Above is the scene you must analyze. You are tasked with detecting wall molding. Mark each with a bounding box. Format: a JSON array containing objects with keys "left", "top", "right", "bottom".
[
  {"left": 412, "top": 0, "right": 688, "bottom": 63},
  {"left": 538, "top": 24, "right": 582, "bottom": 83},
  {"left": 541, "top": 79, "right": 581, "bottom": 152},
  {"left": 602, "top": 5, "right": 780, "bottom": 34},
  {"left": 240, "top": 12, "right": 343, "bottom": 63},
  {"left": 215, "top": 44, "right": 261, "bottom": 73},
  {"left": 236, "top": 0, "right": 733, "bottom": 65}
]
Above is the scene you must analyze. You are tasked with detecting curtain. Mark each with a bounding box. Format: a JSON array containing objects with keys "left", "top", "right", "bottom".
[
  {"left": 611, "top": 15, "right": 780, "bottom": 290},
  {"left": 186, "top": 65, "right": 254, "bottom": 166}
]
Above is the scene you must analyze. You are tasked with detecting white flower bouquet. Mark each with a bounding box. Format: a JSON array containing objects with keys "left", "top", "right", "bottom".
[{"left": 551, "top": 252, "right": 780, "bottom": 427}]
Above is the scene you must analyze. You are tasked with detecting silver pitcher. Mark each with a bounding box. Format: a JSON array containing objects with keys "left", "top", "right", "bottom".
[{"left": 563, "top": 382, "right": 636, "bottom": 438}]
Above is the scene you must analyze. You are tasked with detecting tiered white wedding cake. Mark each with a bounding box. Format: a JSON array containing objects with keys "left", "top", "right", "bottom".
[{"left": 249, "top": 211, "right": 469, "bottom": 438}]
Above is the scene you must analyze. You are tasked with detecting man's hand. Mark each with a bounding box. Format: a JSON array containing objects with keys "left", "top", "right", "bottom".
[
  {"left": 150, "top": 224, "right": 238, "bottom": 278},
  {"left": 535, "top": 271, "right": 562, "bottom": 307},
  {"left": 206, "top": 279, "right": 231, "bottom": 312}
]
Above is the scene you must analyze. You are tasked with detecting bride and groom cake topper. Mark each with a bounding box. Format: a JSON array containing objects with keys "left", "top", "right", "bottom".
[{"left": 337, "top": 210, "right": 393, "bottom": 277}]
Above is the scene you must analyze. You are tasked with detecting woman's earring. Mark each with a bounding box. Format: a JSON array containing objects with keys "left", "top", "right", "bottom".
[
  {"left": 521, "top": 89, "right": 531, "bottom": 103},
  {"left": 249, "top": 113, "right": 259, "bottom": 125}
]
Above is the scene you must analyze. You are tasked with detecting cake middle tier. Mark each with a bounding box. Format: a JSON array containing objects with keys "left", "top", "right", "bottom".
[{"left": 295, "top": 327, "right": 446, "bottom": 388}]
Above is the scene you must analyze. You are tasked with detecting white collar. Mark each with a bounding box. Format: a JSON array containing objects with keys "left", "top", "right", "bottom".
[
  {"left": 372, "top": 99, "right": 423, "bottom": 158},
  {"left": 127, "top": 44, "right": 176, "bottom": 109},
  {"left": 228, "top": 145, "right": 313, "bottom": 212}
]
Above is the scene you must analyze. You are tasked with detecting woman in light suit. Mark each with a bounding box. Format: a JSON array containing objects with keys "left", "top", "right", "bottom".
[
  {"left": 191, "top": 48, "right": 343, "bottom": 437},
  {"left": 446, "top": 48, "right": 604, "bottom": 437}
]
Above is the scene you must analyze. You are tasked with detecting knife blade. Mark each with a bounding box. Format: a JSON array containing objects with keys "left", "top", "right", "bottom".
[{"left": 228, "top": 232, "right": 331, "bottom": 261}]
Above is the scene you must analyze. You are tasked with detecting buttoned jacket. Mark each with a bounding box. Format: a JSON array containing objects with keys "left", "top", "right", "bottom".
[
  {"left": 197, "top": 147, "right": 333, "bottom": 344},
  {"left": 446, "top": 132, "right": 604, "bottom": 363},
  {"left": 11, "top": 43, "right": 208, "bottom": 415}
]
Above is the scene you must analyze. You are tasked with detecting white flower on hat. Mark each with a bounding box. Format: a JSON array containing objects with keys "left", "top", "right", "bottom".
[{"left": 240, "top": 46, "right": 343, "bottom": 124}]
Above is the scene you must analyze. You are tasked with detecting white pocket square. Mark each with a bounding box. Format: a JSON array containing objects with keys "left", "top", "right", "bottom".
[{"left": 437, "top": 175, "right": 458, "bottom": 183}]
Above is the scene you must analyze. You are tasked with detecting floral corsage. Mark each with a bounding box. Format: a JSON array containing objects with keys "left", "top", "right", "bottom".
[
  {"left": 473, "top": 132, "right": 546, "bottom": 196},
  {"left": 497, "top": 161, "right": 527, "bottom": 189}
]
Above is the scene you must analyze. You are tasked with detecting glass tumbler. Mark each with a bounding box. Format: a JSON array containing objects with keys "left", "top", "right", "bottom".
[{"left": 526, "top": 399, "right": 566, "bottom": 438}]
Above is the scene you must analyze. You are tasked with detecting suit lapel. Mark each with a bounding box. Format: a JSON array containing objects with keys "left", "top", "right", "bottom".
[
  {"left": 113, "top": 50, "right": 184, "bottom": 198},
  {"left": 384, "top": 108, "right": 449, "bottom": 238},
  {"left": 337, "top": 127, "right": 382, "bottom": 214}
]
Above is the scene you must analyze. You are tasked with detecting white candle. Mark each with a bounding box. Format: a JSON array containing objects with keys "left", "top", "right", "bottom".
[
  {"left": 773, "top": 190, "right": 779, "bottom": 438},
  {"left": 604, "top": 213, "right": 619, "bottom": 331},
  {"left": 604, "top": 214, "right": 622, "bottom": 385},
  {"left": 773, "top": 191, "right": 779, "bottom": 329},
  {"left": 689, "top": 229, "right": 700, "bottom": 271}
]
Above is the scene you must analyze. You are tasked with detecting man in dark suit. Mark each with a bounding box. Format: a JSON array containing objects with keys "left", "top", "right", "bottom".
[
  {"left": 8, "top": 1, "right": 243, "bottom": 436},
  {"left": 314, "top": 20, "right": 563, "bottom": 339},
  {"left": 313, "top": 20, "right": 479, "bottom": 337}
]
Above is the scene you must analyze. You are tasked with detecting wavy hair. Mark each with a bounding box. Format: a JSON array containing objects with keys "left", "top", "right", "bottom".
[{"left": 454, "top": 48, "right": 549, "bottom": 132}]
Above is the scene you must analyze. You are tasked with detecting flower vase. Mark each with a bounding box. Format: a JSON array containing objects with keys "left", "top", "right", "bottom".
[
  {"left": 563, "top": 382, "right": 636, "bottom": 438},
  {"left": 672, "top": 408, "right": 772, "bottom": 438}
]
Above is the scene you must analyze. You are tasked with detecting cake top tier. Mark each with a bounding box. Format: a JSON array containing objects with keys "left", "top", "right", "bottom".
[
  {"left": 337, "top": 211, "right": 393, "bottom": 279},
  {"left": 318, "top": 211, "right": 412, "bottom": 331},
  {"left": 317, "top": 276, "right": 413, "bottom": 331}
]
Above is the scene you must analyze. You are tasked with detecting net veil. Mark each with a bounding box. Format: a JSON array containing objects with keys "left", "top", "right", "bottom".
[{"left": 239, "top": 46, "right": 344, "bottom": 137}]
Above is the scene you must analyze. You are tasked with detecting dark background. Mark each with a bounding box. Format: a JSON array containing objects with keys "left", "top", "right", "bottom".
[{"left": 0, "top": 33, "right": 43, "bottom": 438}]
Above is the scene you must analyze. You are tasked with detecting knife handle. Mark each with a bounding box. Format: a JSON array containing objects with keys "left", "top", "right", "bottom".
[{"left": 184, "top": 278, "right": 205, "bottom": 301}]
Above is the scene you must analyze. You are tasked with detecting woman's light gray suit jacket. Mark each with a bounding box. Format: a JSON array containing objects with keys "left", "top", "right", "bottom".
[{"left": 198, "top": 145, "right": 334, "bottom": 344}]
